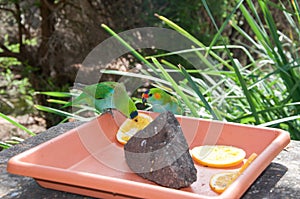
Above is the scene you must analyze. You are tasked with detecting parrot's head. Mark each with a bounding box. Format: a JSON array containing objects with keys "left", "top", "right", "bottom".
[
  {"left": 142, "top": 88, "right": 163, "bottom": 105},
  {"left": 129, "top": 110, "right": 138, "bottom": 121}
]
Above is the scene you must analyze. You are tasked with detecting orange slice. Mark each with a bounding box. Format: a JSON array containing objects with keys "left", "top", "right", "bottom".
[
  {"left": 116, "top": 113, "right": 153, "bottom": 145},
  {"left": 209, "top": 153, "right": 258, "bottom": 194},
  {"left": 191, "top": 145, "right": 246, "bottom": 168},
  {"left": 209, "top": 172, "right": 237, "bottom": 194}
]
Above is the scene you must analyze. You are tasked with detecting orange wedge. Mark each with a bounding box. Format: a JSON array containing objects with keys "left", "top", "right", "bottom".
[
  {"left": 191, "top": 145, "right": 246, "bottom": 168},
  {"left": 116, "top": 113, "right": 153, "bottom": 145},
  {"left": 209, "top": 153, "right": 258, "bottom": 194},
  {"left": 209, "top": 172, "right": 237, "bottom": 194}
]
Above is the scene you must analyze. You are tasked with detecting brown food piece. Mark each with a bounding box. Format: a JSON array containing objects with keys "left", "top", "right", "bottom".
[{"left": 124, "top": 111, "right": 197, "bottom": 189}]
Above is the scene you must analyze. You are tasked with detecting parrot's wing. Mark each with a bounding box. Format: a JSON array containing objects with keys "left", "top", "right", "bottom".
[
  {"left": 62, "top": 93, "right": 90, "bottom": 108},
  {"left": 94, "top": 95, "right": 115, "bottom": 112},
  {"left": 169, "top": 96, "right": 184, "bottom": 115},
  {"left": 175, "top": 97, "right": 184, "bottom": 115},
  {"left": 113, "top": 83, "right": 138, "bottom": 119},
  {"left": 83, "top": 82, "right": 116, "bottom": 99}
]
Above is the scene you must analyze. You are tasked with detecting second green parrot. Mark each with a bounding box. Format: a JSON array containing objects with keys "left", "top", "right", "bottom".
[{"left": 142, "top": 88, "right": 183, "bottom": 115}]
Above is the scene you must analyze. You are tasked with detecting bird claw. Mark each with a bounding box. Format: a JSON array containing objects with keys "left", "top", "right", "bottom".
[{"left": 100, "top": 108, "right": 115, "bottom": 118}]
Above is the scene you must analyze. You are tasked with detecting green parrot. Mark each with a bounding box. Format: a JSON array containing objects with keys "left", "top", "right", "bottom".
[
  {"left": 142, "top": 88, "right": 183, "bottom": 115},
  {"left": 63, "top": 82, "right": 138, "bottom": 120}
]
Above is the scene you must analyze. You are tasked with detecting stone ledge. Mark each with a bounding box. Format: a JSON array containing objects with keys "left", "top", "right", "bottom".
[{"left": 0, "top": 122, "right": 299, "bottom": 198}]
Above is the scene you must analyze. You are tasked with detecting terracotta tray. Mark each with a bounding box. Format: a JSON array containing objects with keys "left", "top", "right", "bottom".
[{"left": 7, "top": 111, "right": 290, "bottom": 199}]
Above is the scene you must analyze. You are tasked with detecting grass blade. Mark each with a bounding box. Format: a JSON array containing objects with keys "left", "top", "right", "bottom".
[
  {"left": 35, "top": 91, "right": 72, "bottom": 97},
  {"left": 101, "top": 69, "right": 197, "bottom": 97},
  {"left": 155, "top": 13, "right": 233, "bottom": 70},
  {"left": 101, "top": 24, "right": 158, "bottom": 74},
  {"left": 47, "top": 99, "right": 68, "bottom": 105},
  {"left": 179, "top": 65, "right": 219, "bottom": 120},
  {"left": 202, "top": 0, "right": 244, "bottom": 55},
  {"left": 259, "top": 115, "right": 300, "bottom": 127},
  {"left": 34, "top": 105, "right": 88, "bottom": 121},
  {"left": 0, "top": 112, "right": 35, "bottom": 136},
  {"left": 239, "top": 3, "right": 273, "bottom": 57},
  {"left": 292, "top": 0, "right": 300, "bottom": 26},
  {"left": 258, "top": 0, "right": 288, "bottom": 65},
  {"left": 0, "top": 142, "right": 11, "bottom": 149},
  {"left": 202, "top": 1, "right": 261, "bottom": 124},
  {"left": 154, "top": 13, "right": 204, "bottom": 48}
]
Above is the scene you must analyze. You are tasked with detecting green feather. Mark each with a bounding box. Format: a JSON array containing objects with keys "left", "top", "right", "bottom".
[
  {"left": 113, "top": 83, "right": 138, "bottom": 119},
  {"left": 83, "top": 81, "right": 117, "bottom": 99},
  {"left": 62, "top": 93, "right": 90, "bottom": 108},
  {"left": 63, "top": 81, "right": 138, "bottom": 119}
]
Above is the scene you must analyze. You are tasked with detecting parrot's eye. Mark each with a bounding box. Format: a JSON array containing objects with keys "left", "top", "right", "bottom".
[{"left": 149, "top": 93, "right": 153, "bottom": 97}]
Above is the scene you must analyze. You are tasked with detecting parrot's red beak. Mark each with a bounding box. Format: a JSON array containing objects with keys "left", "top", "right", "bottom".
[
  {"left": 142, "top": 90, "right": 149, "bottom": 104},
  {"left": 142, "top": 93, "right": 148, "bottom": 104}
]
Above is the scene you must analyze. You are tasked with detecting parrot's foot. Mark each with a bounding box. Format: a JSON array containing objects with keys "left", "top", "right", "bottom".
[{"left": 100, "top": 108, "right": 115, "bottom": 118}]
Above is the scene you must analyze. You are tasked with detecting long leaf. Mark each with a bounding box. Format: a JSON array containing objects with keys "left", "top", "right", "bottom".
[
  {"left": 34, "top": 105, "right": 88, "bottom": 121},
  {"left": 0, "top": 141, "right": 11, "bottom": 149},
  {"left": 179, "top": 65, "right": 219, "bottom": 120},
  {"left": 202, "top": 1, "right": 261, "bottom": 124},
  {"left": 101, "top": 69, "right": 197, "bottom": 97},
  {"left": 155, "top": 14, "right": 234, "bottom": 70},
  {"left": 35, "top": 91, "right": 72, "bottom": 97},
  {"left": 259, "top": 115, "right": 300, "bottom": 127},
  {"left": 239, "top": 3, "right": 273, "bottom": 58},
  {"left": 47, "top": 99, "right": 68, "bottom": 105},
  {"left": 203, "top": 0, "right": 244, "bottom": 56},
  {"left": 292, "top": 0, "right": 300, "bottom": 25},
  {"left": 0, "top": 112, "right": 35, "bottom": 136},
  {"left": 101, "top": 24, "right": 158, "bottom": 74},
  {"left": 259, "top": 0, "right": 288, "bottom": 65}
]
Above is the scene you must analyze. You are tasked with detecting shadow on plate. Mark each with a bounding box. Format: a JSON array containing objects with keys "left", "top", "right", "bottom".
[{"left": 242, "top": 162, "right": 288, "bottom": 198}]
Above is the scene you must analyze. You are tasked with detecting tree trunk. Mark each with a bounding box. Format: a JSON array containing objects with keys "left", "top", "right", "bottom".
[{"left": 38, "top": 0, "right": 56, "bottom": 78}]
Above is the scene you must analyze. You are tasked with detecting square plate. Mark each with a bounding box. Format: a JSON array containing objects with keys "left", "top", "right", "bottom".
[{"left": 7, "top": 111, "right": 290, "bottom": 198}]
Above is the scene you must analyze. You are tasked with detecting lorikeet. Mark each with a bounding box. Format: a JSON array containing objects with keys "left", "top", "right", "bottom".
[
  {"left": 142, "top": 88, "right": 183, "bottom": 115},
  {"left": 63, "top": 81, "right": 138, "bottom": 120}
]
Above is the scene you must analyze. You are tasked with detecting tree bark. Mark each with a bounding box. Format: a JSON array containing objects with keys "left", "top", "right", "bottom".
[{"left": 38, "top": 0, "right": 56, "bottom": 76}]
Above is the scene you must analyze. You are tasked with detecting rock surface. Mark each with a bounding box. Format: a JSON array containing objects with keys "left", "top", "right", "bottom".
[
  {"left": 124, "top": 111, "right": 197, "bottom": 189},
  {"left": 0, "top": 121, "right": 87, "bottom": 199},
  {"left": 0, "top": 121, "right": 299, "bottom": 198}
]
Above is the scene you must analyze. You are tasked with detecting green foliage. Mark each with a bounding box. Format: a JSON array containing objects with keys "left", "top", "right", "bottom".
[
  {"left": 0, "top": 136, "right": 24, "bottom": 150},
  {"left": 0, "top": 35, "right": 37, "bottom": 150},
  {"left": 0, "top": 35, "right": 36, "bottom": 115},
  {"left": 0, "top": 35, "right": 22, "bottom": 68},
  {"left": 101, "top": 1, "right": 300, "bottom": 140},
  {"left": 34, "top": 0, "right": 300, "bottom": 140},
  {"left": 142, "top": 0, "right": 231, "bottom": 45},
  {"left": 0, "top": 112, "right": 35, "bottom": 150},
  {"left": 0, "top": 68, "right": 35, "bottom": 115},
  {"left": 0, "top": 112, "right": 35, "bottom": 136},
  {"left": 228, "top": 0, "right": 300, "bottom": 139}
]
